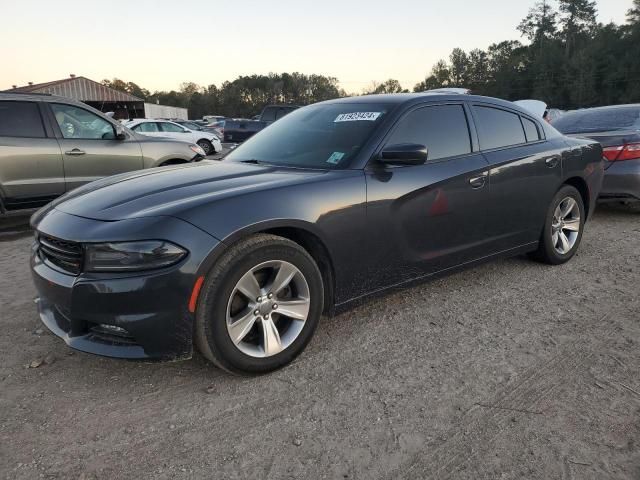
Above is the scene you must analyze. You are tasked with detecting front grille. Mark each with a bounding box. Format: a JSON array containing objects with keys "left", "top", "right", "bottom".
[{"left": 37, "top": 233, "right": 83, "bottom": 274}]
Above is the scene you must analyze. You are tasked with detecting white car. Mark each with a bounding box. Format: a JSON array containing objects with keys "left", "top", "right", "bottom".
[{"left": 126, "top": 119, "right": 222, "bottom": 156}]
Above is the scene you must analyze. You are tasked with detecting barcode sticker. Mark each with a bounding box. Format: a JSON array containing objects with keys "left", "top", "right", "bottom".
[{"left": 334, "top": 112, "right": 382, "bottom": 122}]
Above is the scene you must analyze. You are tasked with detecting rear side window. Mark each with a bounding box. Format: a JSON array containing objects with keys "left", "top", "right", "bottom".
[
  {"left": 552, "top": 107, "right": 640, "bottom": 134},
  {"left": 522, "top": 117, "right": 540, "bottom": 142},
  {"left": 0, "top": 101, "right": 45, "bottom": 138},
  {"left": 261, "top": 107, "right": 277, "bottom": 122},
  {"left": 385, "top": 104, "right": 472, "bottom": 161},
  {"left": 134, "top": 122, "right": 160, "bottom": 133},
  {"left": 474, "top": 106, "right": 526, "bottom": 150},
  {"left": 159, "top": 122, "right": 186, "bottom": 133}
]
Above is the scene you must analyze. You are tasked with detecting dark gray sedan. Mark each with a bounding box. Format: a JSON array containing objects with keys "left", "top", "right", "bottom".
[
  {"left": 30, "top": 93, "right": 604, "bottom": 374},
  {"left": 553, "top": 104, "right": 640, "bottom": 210}
]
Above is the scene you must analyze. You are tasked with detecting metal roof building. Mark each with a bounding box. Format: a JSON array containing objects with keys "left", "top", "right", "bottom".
[{"left": 6, "top": 75, "right": 145, "bottom": 119}]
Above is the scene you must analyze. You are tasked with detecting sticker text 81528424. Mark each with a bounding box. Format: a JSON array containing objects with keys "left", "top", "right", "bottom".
[{"left": 334, "top": 112, "right": 382, "bottom": 123}]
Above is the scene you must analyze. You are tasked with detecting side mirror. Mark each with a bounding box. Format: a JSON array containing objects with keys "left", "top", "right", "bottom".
[
  {"left": 378, "top": 143, "right": 428, "bottom": 165},
  {"left": 115, "top": 125, "right": 126, "bottom": 140}
]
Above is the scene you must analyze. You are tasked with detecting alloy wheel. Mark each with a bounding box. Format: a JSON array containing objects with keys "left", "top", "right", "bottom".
[
  {"left": 551, "top": 197, "right": 581, "bottom": 255},
  {"left": 226, "top": 260, "right": 310, "bottom": 358},
  {"left": 198, "top": 141, "right": 211, "bottom": 155}
]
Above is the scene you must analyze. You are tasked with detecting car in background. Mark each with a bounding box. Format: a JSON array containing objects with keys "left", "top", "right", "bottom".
[
  {"left": 224, "top": 105, "right": 299, "bottom": 143},
  {"left": 30, "top": 93, "right": 603, "bottom": 374},
  {"left": 203, "top": 115, "right": 225, "bottom": 124},
  {"left": 202, "top": 119, "right": 225, "bottom": 138},
  {"left": 552, "top": 104, "right": 640, "bottom": 210},
  {"left": 0, "top": 93, "right": 206, "bottom": 213},
  {"left": 125, "top": 119, "right": 222, "bottom": 156},
  {"left": 176, "top": 120, "right": 224, "bottom": 141}
]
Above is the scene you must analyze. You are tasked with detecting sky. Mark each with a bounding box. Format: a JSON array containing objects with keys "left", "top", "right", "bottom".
[{"left": 0, "top": 0, "right": 633, "bottom": 94}]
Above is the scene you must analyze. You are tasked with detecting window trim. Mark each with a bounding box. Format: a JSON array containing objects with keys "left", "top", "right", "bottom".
[
  {"left": 48, "top": 102, "right": 117, "bottom": 141},
  {"left": 470, "top": 102, "right": 546, "bottom": 153},
  {"left": 0, "top": 100, "right": 48, "bottom": 139},
  {"left": 368, "top": 101, "right": 476, "bottom": 167}
]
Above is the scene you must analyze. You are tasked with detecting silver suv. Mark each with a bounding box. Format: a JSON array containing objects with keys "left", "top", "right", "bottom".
[{"left": 0, "top": 93, "right": 206, "bottom": 213}]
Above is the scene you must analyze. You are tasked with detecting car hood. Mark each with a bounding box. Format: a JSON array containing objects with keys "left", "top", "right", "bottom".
[{"left": 49, "top": 161, "right": 328, "bottom": 222}]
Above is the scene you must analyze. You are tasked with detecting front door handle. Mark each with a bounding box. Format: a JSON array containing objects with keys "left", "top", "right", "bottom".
[
  {"left": 65, "top": 148, "right": 86, "bottom": 156},
  {"left": 545, "top": 156, "right": 559, "bottom": 168},
  {"left": 469, "top": 174, "right": 487, "bottom": 189}
]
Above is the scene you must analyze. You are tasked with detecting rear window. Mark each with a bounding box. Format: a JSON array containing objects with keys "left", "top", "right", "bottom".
[
  {"left": 261, "top": 107, "right": 277, "bottom": 122},
  {"left": 474, "top": 106, "right": 526, "bottom": 150},
  {"left": 0, "top": 101, "right": 45, "bottom": 138},
  {"left": 553, "top": 107, "right": 640, "bottom": 134}
]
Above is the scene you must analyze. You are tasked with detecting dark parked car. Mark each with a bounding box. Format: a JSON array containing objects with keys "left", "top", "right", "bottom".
[
  {"left": 223, "top": 105, "right": 298, "bottom": 143},
  {"left": 30, "top": 93, "right": 603, "bottom": 374},
  {"left": 552, "top": 104, "right": 640, "bottom": 210}
]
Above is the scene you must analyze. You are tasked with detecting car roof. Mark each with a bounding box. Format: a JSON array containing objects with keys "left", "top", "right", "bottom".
[
  {"left": 0, "top": 92, "right": 85, "bottom": 105},
  {"left": 316, "top": 92, "right": 528, "bottom": 112}
]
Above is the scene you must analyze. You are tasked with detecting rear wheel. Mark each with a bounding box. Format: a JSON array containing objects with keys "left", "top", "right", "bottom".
[
  {"left": 530, "top": 185, "right": 585, "bottom": 265},
  {"left": 195, "top": 234, "right": 323, "bottom": 375}
]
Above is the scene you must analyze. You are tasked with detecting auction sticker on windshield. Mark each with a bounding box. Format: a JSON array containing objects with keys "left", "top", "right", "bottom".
[{"left": 334, "top": 112, "right": 382, "bottom": 122}]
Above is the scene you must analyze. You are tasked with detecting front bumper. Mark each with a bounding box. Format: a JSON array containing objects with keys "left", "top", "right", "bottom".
[
  {"left": 30, "top": 210, "right": 221, "bottom": 360},
  {"left": 599, "top": 159, "right": 640, "bottom": 202}
]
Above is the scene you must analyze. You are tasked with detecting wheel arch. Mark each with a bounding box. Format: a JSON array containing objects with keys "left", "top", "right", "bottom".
[
  {"left": 198, "top": 220, "right": 336, "bottom": 316},
  {"left": 563, "top": 176, "right": 590, "bottom": 219},
  {"left": 159, "top": 158, "right": 190, "bottom": 167}
]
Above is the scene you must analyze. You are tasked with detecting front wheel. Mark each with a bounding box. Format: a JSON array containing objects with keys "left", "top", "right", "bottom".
[
  {"left": 530, "top": 185, "right": 585, "bottom": 265},
  {"left": 195, "top": 234, "right": 323, "bottom": 375},
  {"left": 197, "top": 139, "right": 213, "bottom": 155}
]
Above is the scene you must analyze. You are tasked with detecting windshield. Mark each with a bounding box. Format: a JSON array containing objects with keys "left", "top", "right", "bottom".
[
  {"left": 225, "top": 103, "right": 389, "bottom": 169},
  {"left": 553, "top": 106, "right": 640, "bottom": 134}
]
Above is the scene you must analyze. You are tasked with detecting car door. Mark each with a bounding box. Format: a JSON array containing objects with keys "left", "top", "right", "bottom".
[
  {"left": 470, "top": 104, "right": 563, "bottom": 251},
  {"left": 364, "top": 102, "right": 492, "bottom": 291},
  {"left": 0, "top": 100, "right": 65, "bottom": 208},
  {"left": 47, "top": 103, "right": 143, "bottom": 191}
]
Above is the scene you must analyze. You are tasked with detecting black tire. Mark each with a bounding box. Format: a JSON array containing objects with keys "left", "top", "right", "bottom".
[
  {"left": 197, "top": 139, "right": 213, "bottom": 155},
  {"left": 530, "top": 185, "right": 585, "bottom": 265},
  {"left": 624, "top": 202, "right": 640, "bottom": 213},
  {"left": 195, "top": 234, "right": 324, "bottom": 375}
]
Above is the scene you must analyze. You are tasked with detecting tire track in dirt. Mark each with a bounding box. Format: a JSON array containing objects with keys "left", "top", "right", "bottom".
[{"left": 385, "top": 313, "right": 621, "bottom": 479}]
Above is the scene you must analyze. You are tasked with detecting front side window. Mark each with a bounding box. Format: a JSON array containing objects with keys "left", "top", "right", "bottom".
[
  {"left": 385, "top": 104, "right": 472, "bottom": 161},
  {"left": 159, "top": 122, "right": 186, "bottom": 133},
  {"left": 0, "top": 101, "right": 45, "bottom": 138},
  {"left": 226, "top": 102, "right": 389, "bottom": 169},
  {"left": 51, "top": 104, "right": 115, "bottom": 140},
  {"left": 134, "top": 122, "right": 160, "bottom": 133},
  {"left": 474, "top": 106, "right": 526, "bottom": 150}
]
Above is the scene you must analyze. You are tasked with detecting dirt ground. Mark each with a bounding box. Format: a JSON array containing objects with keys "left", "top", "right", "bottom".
[{"left": 0, "top": 206, "right": 638, "bottom": 479}]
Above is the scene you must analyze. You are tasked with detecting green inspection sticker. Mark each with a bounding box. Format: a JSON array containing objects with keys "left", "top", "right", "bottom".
[{"left": 326, "top": 151, "right": 345, "bottom": 164}]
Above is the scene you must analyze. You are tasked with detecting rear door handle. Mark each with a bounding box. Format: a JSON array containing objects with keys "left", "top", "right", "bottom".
[
  {"left": 65, "top": 148, "right": 85, "bottom": 156},
  {"left": 469, "top": 173, "right": 487, "bottom": 189},
  {"left": 545, "top": 156, "right": 559, "bottom": 168}
]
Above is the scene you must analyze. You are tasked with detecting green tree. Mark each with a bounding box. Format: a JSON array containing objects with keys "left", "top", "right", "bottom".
[
  {"left": 364, "top": 78, "right": 407, "bottom": 94},
  {"left": 558, "top": 0, "right": 598, "bottom": 55},
  {"left": 518, "top": 1, "right": 558, "bottom": 43},
  {"left": 449, "top": 48, "right": 470, "bottom": 86}
]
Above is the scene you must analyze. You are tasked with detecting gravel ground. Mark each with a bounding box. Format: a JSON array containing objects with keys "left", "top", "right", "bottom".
[{"left": 0, "top": 206, "right": 638, "bottom": 479}]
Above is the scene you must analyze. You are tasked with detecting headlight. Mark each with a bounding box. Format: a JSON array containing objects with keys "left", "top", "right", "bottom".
[
  {"left": 84, "top": 241, "right": 187, "bottom": 272},
  {"left": 189, "top": 144, "right": 206, "bottom": 156}
]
